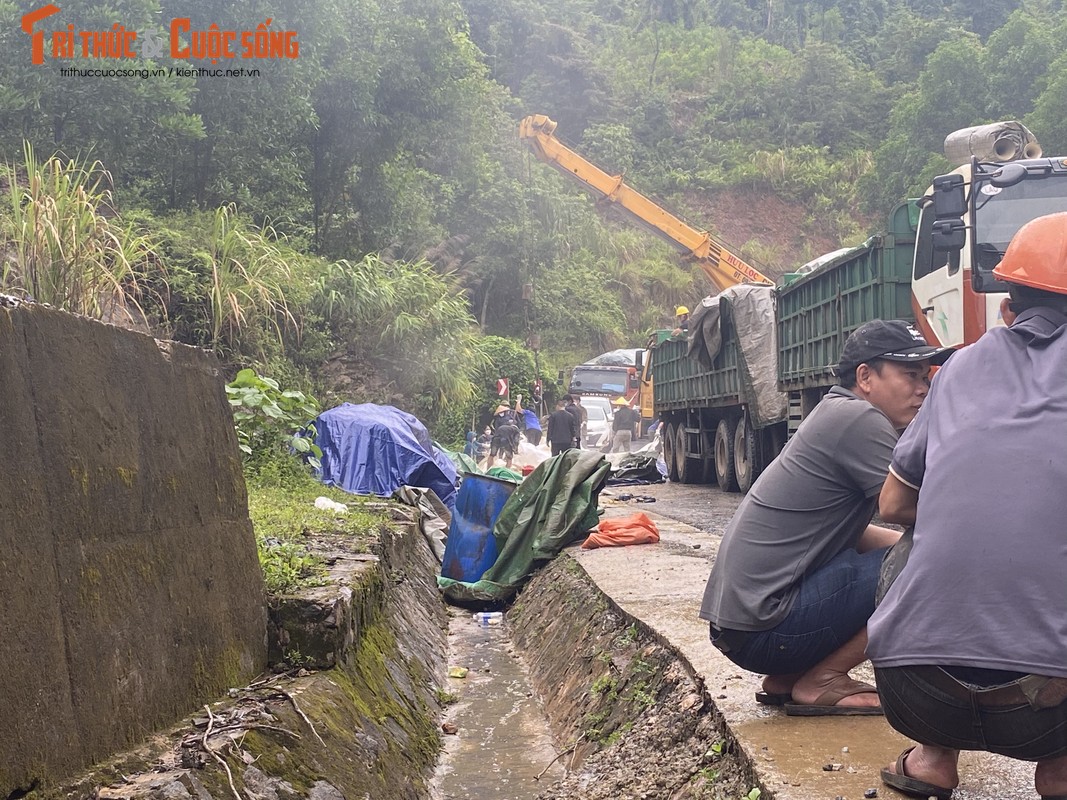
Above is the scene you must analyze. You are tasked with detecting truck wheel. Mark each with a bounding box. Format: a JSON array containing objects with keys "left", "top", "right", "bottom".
[
  {"left": 662, "top": 422, "right": 680, "bottom": 482},
  {"left": 714, "top": 419, "right": 738, "bottom": 493},
  {"left": 676, "top": 423, "right": 700, "bottom": 484},
  {"left": 734, "top": 416, "right": 759, "bottom": 493}
]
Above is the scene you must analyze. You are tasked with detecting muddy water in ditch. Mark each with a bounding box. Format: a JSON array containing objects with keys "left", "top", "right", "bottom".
[{"left": 429, "top": 606, "right": 563, "bottom": 800}]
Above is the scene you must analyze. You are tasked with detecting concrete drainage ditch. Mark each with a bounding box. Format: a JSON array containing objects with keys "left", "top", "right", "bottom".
[
  {"left": 433, "top": 554, "right": 769, "bottom": 800},
  {"left": 431, "top": 605, "right": 564, "bottom": 799},
  {"left": 500, "top": 557, "right": 762, "bottom": 800},
  {"left": 50, "top": 515, "right": 764, "bottom": 800}
]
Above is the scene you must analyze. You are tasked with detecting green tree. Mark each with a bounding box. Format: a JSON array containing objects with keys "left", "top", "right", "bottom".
[
  {"left": 983, "top": 8, "right": 1059, "bottom": 118},
  {"left": 532, "top": 249, "right": 626, "bottom": 355},
  {"left": 869, "top": 7, "right": 965, "bottom": 86},
  {"left": 863, "top": 34, "right": 988, "bottom": 214},
  {"left": 0, "top": 0, "right": 200, "bottom": 191},
  {"left": 1026, "top": 52, "right": 1067, "bottom": 156}
]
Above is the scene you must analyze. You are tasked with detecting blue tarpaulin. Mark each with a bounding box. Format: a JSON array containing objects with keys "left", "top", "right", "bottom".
[{"left": 315, "top": 403, "right": 458, "bottom": 509}]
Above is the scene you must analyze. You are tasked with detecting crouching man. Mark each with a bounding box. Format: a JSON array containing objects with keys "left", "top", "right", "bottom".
[
  {"left": 869, "top": 213, "right": 1067, "bottom": 799},
  {"left": 699, "top": 320, "right": 950, "bottom": 715}
]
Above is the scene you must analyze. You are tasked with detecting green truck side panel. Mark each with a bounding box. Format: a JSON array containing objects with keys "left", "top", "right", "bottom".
[
  {"left": 651, "top": 200, "right": 919, "bottom": 414},
  {"left": 654, "top": 332, "right": 741, "bottom": 412},
  {"left": 777, "top": 200, "right": 918, "bottom": 390}
]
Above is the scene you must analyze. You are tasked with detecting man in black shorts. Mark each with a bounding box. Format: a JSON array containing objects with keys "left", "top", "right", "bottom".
[
  {"left": 869, "top": 214, "right": 1067, "bottom": 800},
  {"left": 488, "top": 403, "right": 520, "bottom": 470}
]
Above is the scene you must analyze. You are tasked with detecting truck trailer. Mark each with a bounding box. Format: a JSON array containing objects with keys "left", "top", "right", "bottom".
[
  {"left": 655, "top": 199, "right": 919, "bottom": 492},
  {"left": 656, "top": 123, "right": 1067, "bottom": 492}
]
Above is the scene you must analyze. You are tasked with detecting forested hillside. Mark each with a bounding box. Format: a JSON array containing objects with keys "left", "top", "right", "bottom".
[{"left": 2, "top": 0, "right": 1065, "bottom": 439}]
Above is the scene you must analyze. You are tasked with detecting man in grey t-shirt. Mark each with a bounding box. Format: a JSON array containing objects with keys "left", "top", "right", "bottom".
[{"left": 699, "top": 320, "right": 950, "bottom": 715}]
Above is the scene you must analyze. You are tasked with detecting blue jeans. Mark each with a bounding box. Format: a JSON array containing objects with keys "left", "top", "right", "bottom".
[{"left": 722, "top": 546, "right": 886, "bottom": 675}]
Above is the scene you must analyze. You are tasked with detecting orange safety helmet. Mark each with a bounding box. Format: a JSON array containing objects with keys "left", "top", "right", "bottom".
[{"left": 993, "top": 212, "right": 1067, "bottom": 295}]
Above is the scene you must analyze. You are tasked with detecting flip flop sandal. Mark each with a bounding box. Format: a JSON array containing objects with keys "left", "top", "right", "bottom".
[
  {"left": 754, "top": 691, "right": 792, "bottom": 706},
  {"left": 784, "top": 678, "right": 884, "bottom": 716},
  {"left": 879, "top": 746, "right": 953, "bottom": 800}
]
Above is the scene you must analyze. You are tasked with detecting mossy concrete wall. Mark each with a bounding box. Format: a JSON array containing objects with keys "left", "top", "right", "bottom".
[
  {"left": 0, "top": 303, "right": 267, "bottom": 796},
  {"left": 53, "top": 509, "right": 449, "bottom": 800}
]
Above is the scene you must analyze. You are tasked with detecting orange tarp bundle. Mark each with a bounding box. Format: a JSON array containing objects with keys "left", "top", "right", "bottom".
[{"left": 581, "top": 512, "right": 660, "bottom": 549}]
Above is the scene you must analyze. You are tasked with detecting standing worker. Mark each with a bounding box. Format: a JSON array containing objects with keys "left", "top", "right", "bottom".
[
  {"left": 868, "top": 213, "right": 1067, "bottom": 800},
  {"left": 673, "top": 305, "right": 690, "bottom": 337},
  {"left": 573, "top": 395, "right": 588, "bottom": 444},
  {"left": 699, "top": 320, "right": 950, "bottom": 714},
  {"left": 488, "top": 399, "right": 521, "bottom": 470},
  {"left": 517, "top": 395, "right": 542, "bottom": 446},
  {"left": 546, "top": 399, "right": 578, "bottom": 456},
  {"left": 563, "top": 394, "right": 583, "bottom": 449},
  {"left": 609, "top": 397, "right": 637, "bottom": 453}
]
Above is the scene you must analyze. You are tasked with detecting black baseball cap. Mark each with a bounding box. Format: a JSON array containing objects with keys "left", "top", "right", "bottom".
[{"left": 837, "top": 320, "right": 953, "bottom": 373}]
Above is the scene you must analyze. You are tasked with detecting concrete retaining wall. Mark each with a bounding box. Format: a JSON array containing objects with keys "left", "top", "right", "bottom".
[{"left": 0, "top": 303, "right": 267, "bottom": 796}]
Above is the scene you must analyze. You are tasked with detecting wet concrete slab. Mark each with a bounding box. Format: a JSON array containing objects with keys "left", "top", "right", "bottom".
[{"left": 573, "top": 506, "right": 1037, "bottom": 800}]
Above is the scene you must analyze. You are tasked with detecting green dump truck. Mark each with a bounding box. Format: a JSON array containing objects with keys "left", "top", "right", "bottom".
[
  {"left": 655, "top": 200, "right": 920, "bottom": 493},
  {"left": 523, "top": 115, "right": 1067, "bottom": 492}
]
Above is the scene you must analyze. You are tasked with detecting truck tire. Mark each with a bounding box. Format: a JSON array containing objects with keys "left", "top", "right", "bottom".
[
  {"left": 734, "top": 416, "right": 758, "bottom": 493},
  {"left": 662, "top": 422, "right": 680, "bottom": 482},
  {"left": 676, "top": 423, "right": 701, "bottom": 484},
  {"left": 714, "top": 419, "right": 738, "bottom": 493}
]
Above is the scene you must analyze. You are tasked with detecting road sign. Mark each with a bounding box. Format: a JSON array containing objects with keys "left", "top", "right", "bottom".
[{"left": 496, "top": 378, "right": 509, "bottom": 396}]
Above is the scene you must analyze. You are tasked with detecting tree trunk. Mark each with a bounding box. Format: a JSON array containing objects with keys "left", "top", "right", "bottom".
[{"left": 479, "top": 273, "right": 496, "bottom": 332}]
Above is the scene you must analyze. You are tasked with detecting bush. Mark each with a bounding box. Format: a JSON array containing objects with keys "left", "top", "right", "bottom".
[{"left": 226, "top": 368, "right": 322, "bottom": 469}]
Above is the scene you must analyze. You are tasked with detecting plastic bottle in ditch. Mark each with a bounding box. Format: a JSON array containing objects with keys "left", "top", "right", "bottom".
[{"left": 472, "top": 611, "right": 504, "bottom": 626}]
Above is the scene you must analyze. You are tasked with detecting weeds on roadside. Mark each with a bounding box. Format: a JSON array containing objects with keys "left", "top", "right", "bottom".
[
  {"left": 227, "top": 368, "right": 322, "bottom": 469},
  {"left": 435, "top": 690, "right": 458, "bottom": 706},
  {"left": 246, "top": 461, "right": 387, "bottom": 595},
  {"left": 0, "top": 142, "right": 155, "bottom": 321}
]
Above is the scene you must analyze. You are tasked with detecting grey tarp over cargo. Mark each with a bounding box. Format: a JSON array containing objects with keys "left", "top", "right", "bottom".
[
  {"left": 687, "top": 284, "right": 787, "bottom": 427},
  {"left": 438, "top": 450, "right": 611, "bottom": 603}
]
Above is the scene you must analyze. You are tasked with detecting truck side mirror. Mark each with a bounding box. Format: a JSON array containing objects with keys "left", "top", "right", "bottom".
[
  {"left": 556, "top": 370, "right": 564, "bottom": 385},
  {"left": 930, "top": 173, "right": 967, "bottom": 252},
  {"left": 972, "top": 267, "right": 1011, "bottom": 294},
  {"left": 629, "top": 373, "right": 639, "bottom": 390},
  {"left": 932, "top": 218, "right": 966, "bottom": 251}
]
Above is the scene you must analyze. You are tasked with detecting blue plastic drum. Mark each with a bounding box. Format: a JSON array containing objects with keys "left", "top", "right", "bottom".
[{"left": 440, "top": 473, "right": 517, "bottom": 582}]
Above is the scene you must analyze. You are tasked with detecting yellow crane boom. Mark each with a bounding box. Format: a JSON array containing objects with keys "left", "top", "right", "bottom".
[{"left": 519, "top": 114, "right": 773, "bottom": 292}]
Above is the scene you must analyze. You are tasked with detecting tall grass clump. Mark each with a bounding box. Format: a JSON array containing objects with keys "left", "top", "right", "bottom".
[{"left": 0, "top": 142, "right": 155, "bottom": 322}]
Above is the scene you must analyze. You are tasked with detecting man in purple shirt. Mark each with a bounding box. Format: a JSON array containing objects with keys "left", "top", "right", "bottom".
[{"left": 870, "top": 213, "right": 1067, "bottom": 800}]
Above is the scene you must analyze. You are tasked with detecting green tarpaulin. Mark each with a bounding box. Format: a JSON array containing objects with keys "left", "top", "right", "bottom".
[
  {"left": 438, "top": 450, "right": 610, "bottom": 603},
  {"left": 438, "top": 443, "right": 481, "bottom": 476},
  {"left": 485, "top": 466, "right": 522, "bottom": 482}
]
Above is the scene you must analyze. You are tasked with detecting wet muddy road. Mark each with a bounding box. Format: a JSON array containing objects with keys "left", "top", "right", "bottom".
[{"left": 603, "top": 478, "right": 742, "bottom": 536}]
